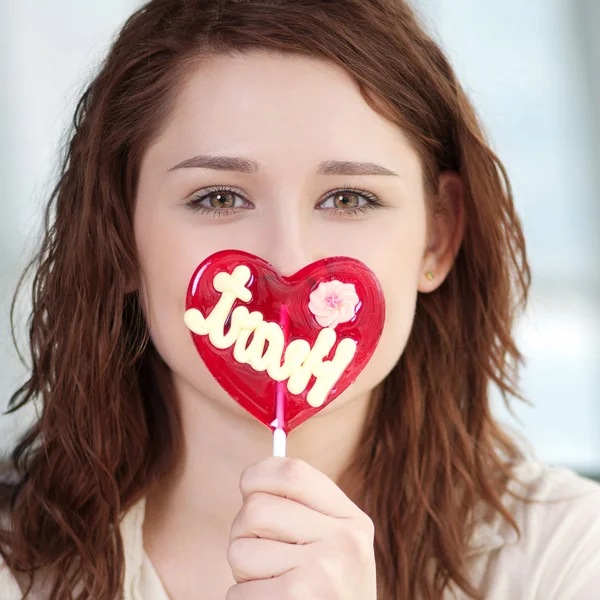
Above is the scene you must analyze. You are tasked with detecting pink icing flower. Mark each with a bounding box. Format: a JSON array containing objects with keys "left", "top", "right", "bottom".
[{"left": 308, "top": 280, "right": 360, "bottom": 329}]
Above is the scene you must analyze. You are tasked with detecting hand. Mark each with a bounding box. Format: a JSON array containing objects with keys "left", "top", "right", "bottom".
[{"left": 226, "top": 456, "right": 377, "bottom": 599}]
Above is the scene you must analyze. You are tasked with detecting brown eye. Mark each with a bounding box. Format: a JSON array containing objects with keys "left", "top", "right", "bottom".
[
  {"left": 333, "top": 192, "right": 360, "bottom": 209},
  {"left": 186, "top": 187, "right": 250, "bottom": 214},
  {"left": 208, "top": 192, "right": 236, "bottom": 208},
  {"left": 319, "top": 189, "right": 373, "bottom": 211}
]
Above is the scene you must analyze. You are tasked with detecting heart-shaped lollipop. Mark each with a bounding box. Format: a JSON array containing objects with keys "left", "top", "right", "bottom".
[{"left": 184, "top": 250, "right": 385, "bottom": 434}]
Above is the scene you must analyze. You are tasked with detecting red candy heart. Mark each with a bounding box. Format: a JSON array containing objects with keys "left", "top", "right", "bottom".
[{"left": 184, "top": 250, "right": 385, "bottom": 433}]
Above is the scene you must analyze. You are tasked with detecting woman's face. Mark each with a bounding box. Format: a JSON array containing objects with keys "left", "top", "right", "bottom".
[{"left": 133, "top": 51, "right": 461, "bottom": 422}]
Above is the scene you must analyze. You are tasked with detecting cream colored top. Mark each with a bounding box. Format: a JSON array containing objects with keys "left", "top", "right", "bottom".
[{"left": 1, "top": 460, "right": 599, "bottom": 599}]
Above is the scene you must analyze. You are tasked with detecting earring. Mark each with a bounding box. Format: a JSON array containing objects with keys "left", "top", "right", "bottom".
[{"left": 425, "top": 271, "right": 435, "bottom": 281}]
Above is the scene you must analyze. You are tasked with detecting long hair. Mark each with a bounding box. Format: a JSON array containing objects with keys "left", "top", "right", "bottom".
[{"left": 0, "top": 1, "right": 530, "bottom": 598}]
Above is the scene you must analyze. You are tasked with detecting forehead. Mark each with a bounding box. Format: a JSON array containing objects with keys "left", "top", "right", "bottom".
[{"left": 146, "top": 51, "right": 420, "bottom": 178}]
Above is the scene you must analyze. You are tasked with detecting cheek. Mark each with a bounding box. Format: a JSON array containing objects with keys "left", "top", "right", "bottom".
[
  {"left": 134, "top": 211, "right": 245, "bottom": 412},
  {"left": 326, "top": 258, "right": 422, "bottom": 411},
  {"left": 350, "top": 278, "right": 418, "bottom": 398},
  {"left": 321, "top": 210, "right": 428, "bottom": 409}
]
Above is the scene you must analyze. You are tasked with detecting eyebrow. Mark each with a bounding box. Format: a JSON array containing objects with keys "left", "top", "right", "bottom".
[{"left": 167, "top": 155, "right": 400, "bottom": 177}]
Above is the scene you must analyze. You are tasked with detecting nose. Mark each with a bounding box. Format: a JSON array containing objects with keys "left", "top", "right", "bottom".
[{"left": 255, "top": 213, "right": 321, "bottom": 278}]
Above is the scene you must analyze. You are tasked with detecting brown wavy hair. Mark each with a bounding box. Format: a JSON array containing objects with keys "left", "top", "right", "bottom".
[{"left": 0, "top": 0, "right": 531, "bottom": 598}]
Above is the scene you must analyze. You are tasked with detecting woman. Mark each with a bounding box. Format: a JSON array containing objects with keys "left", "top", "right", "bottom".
[{"left": 1, "top": 0, "right": 599, "bottom": 598}]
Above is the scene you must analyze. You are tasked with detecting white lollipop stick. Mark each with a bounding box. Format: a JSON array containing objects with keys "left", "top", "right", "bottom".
[{"left": 272, "top": 424, "right": 286, "bottom": 457}]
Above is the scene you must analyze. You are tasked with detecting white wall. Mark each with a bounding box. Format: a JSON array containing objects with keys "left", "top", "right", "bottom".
[
  {"left": 0, "top": 0, "right": 140, "bottom": 453},
  {"left": 415, "top": 0, "right": 600, "bottom": 473},
  {"left": 2, "top": 1, "right": 599, "bottom": 474}
]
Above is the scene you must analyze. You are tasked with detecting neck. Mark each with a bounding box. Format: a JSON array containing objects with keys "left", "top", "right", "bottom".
[{"left": 143, "top": 377, "right": 372, "bottom": 545}]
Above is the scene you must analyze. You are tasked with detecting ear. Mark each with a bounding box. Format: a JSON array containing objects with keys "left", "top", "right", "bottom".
[
  {"left": 124, "top": 273, "right": 139, "bottom": 295},
  {"left": 418, "top": 171, "right": 465, "bottom": 293}
]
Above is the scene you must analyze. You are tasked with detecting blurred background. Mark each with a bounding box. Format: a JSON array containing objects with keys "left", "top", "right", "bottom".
[{"left": 1, "top": 0, "right": 599, "bottom": 479}]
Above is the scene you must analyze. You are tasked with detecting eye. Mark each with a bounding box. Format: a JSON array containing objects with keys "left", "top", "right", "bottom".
[
  {"left": 317, "top": 187, "right": 383, "bottom": 216},
  {"left": 184, "top": 186, "right": 251, "bottom": 216},
  {"left": 184, "top": 185, "right": 385, "bottom": 217}
]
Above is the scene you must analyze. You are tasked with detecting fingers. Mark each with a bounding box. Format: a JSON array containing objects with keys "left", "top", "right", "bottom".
[
  {"left": 226, "top": 569, "right": 308, "bottom": 600},
  {"left": 227, "top": 537, "right": 301, "bottom": 584},
  {"left": 239, "top": 456, "right": 358, "bottom": 519},
  {"left": 228, "top": 458, "right": 378, "bottom": 599},
  {"left": 229, "top": 491, "right": 332, "bottom": 544}
]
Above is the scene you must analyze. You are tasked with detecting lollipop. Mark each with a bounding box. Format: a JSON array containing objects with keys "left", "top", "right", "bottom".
[{"left": 183, "top": 250, "right": 385, "bottom": 456}]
